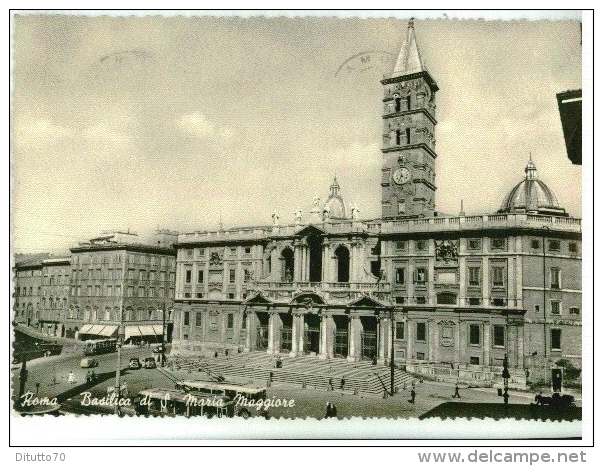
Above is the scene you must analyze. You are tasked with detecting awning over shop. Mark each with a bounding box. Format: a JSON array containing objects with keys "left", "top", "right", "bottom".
[
  {"left": 124, "top": 324, "right": 164, "bottom": 340},
  {"left": 80, "top": 324, "right": 94, "bottom": 334},
  {"left": 89, "top": 325, "right": 105, "bottom": 335},
  {"left": 98, "top": 325, "right": 118, "bottom": 337}
]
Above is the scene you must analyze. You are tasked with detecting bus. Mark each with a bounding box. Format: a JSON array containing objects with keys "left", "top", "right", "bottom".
[
  {"left": 134, "top": 388, "right": 233, "bottom": 418},
  {"left": 174, "top": 380, "right": 268, "bottom": 418},
  {"left": 175, "top": 380, "right": 267, "bottom": 403},
  {"left": 83, "top": 338, "right": 117, "bottom": 356}
]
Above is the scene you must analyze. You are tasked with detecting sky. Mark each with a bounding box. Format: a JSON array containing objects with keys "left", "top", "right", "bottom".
[{"left": 11, "top": 12, "right": 583, "bottom": 254}]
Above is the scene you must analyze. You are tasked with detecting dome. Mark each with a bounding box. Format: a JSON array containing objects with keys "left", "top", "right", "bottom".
[
  {"left": 498, "top": 157, "right": 568, "bottom": 216},
  {"left": 324, "top": 176, "right": 349, "bottom": 220}
]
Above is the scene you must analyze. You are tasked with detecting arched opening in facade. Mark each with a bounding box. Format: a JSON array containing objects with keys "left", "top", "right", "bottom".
[
  {"left": 280, "top": 313, "right": 293, "bottom": 351},
  {"left": 280, "top": 248, "right": 294, "bottom": 282},
  {"left": 307, "top": 235, "right": 323, "bottom": 282},
  {"left": 360, "top": 316, "right": 378, "bottom": 361},
  {"left": 334, "top": 245, "right": 350, "bottom": 283}
]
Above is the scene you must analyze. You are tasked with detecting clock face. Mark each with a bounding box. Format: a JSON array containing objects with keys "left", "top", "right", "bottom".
[{"left": 393, "top": 167, "right": 411, "bottom": 185}]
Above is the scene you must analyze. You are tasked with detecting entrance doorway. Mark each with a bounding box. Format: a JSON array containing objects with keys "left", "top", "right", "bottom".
[
  {"left": 333, "top": 315, "right": 349, "bottom": 358},
  {"left": 256, "top": 312, "right": 269, "bottom": 350},
  {"left": 304, "top": 313, "right": 320, "bottom": 354},
  {"left": 308, "top": 235, "right": 323, "bottom": 283},
  {"left": 281, "top": 314, "right": 293, "bottom": 351},
  {"left": 360, "top": 316, "right": 378, "bottom": 361}
]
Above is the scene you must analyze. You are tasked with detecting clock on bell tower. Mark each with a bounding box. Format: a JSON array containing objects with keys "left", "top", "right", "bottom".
[{"left": 381, "top": 19, "right": 438, "bottom": 219}]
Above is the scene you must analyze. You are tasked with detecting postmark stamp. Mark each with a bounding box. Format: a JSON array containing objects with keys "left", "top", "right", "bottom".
[{"left": 10, "top": 11, "right": 588, "bottom": 445}]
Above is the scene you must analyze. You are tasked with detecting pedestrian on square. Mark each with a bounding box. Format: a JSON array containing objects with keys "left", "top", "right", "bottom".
[
  {"left": 86, "top": 371, "right": 91, "bottom": 384},
  {"left": 410, "top": 387, "right": 416, "bottom": 404},
  {"left": 325, "top": 402, "right": 332, "bottom": 419},
  {"left": 340, "top": 375, "right": 346, "bottom": 390},
  {"left": 91, "top": 370, "right": 96, "bottom": 382},
  {"left": 68, "top": 371, "right": 75, "bottom": 384},
  {"left": 453, "top": 383, "right": 461, "bottom": 399},
  {"left": 328, "top": 377, "right": 334, "bottom": 391}
]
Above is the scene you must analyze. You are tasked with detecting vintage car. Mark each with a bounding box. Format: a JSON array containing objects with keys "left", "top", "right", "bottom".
[
  {"left": 144, "top": 357, "right": 157, "bottom": 369},
  {"left": 79, "top": 357, "right": 98, "bottom": 368},
  {"left": 128, "top": 358, "right": 142, "bottom": 369}
]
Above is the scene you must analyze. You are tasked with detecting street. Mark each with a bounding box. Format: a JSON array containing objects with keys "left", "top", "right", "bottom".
[{"left": 11, "top": 346, "right": 582, "bottom": 420}]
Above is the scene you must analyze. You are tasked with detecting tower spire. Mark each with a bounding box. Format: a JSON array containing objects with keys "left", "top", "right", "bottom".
[
  {"left": 392, "top": 18, "right": 426, "bottom": 78},
  {"left": 525, "top": 152, "right": 538, "bottom": 180}
]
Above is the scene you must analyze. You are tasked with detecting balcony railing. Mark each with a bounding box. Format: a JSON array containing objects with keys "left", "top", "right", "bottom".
[{"left": 251, "top": 281, "right": 391, "bottom": 293}]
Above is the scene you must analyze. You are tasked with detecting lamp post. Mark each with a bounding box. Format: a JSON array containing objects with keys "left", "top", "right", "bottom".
[
  {"left": 161, "top": 305, "right": 166, "bottom": 367},
  {"left": 542, "top": 226, "right": 549, "bottom": 387},
  {"left": 390, "top": 308, "right": 395, "bottom": 396},
  {"left": 502, "top": 352, "right": 510, "bottom": 415},
  {"left": 114, "top": 307, "right": 124, "bottom": 415}
]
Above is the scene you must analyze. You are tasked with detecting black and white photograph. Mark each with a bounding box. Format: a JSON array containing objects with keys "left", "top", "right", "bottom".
[{"left": 9, "top": 9, "right": 592, "bottom": 448}]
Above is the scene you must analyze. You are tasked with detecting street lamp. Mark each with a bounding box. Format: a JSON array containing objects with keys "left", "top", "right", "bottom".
[
  {"left": 114, "top": 306, "right": 124, "bottom": 415},
  {"left": 502, "top": 352, "right": 510, "bottom": 415}
]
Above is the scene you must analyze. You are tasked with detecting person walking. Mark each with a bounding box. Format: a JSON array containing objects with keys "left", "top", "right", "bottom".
[
  {"left": 86, "top": 371, "right": 91, "bottom": 384},
  {"left": 452, "top": 383, "right": 461, "bottom": 399},
  {"left": 409, "top": 387, "right": 416, "bottom": 404},
  {"left": 328, "top": 377, "right": 334, "bottom": 391},
  {"left": 340, "top": 375, "right": 346, "bottom": 391},
  {"left": 68, "top": 371, "right": 75, "bottom": 384}
]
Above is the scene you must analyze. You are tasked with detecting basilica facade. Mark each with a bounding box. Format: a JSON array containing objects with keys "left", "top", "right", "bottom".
[{"left": 171, "top": 21, "right": 582, "bottom": 384}]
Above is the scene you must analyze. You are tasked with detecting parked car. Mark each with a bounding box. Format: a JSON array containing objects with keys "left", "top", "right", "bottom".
[
  {"left": 80, "top": 357, "right": 98, "bottom": 368},
  {"left": 128, "top": 358, "right": 141, "bottom": 369},
  {"left": 144, "top": 357, "right": 157, "bottom": 369}
]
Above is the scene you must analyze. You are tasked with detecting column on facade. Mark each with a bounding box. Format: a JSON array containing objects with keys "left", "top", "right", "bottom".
[
  {"left": 300, "top": 246, "right": 307, "bottom": 282},
  {"left": 294, "top": 244, "right": 302, "bottom": 282},
  {"left": 459, "top": 321, "right": 466, "bottom": 365},
  {"left": 244, "top": 311, "right": 252, "bottom": 352},
  {"left": 406, "top": 319, "right": 414, "bottom": 361},
  {"left": 297, "top": 313, "right": 305, "bottom": 355},
  {"left": 508, "top": 256, "right": 516, "bottom": 308},
  {"left": 516, "top": 255, "right": 523, "bottom": 309},
  {"left": 267, "top": 311, "right": 275, "bottom": 354},
  {"left": 322, "top": 243, "right": 330, "bottom": 283},
  {"left": 349, "top": 243, "right": 356, "bottom": 283},
  {"left": 454, "top": 321, "right": 460, "bottom": 365},
  {"left": 430, "top": 320, "right": 439, "bottom": 362},
  {"left": 378, "top": 316, "right": 388, "bottom": 364},
  {"left": 318, "top": 313, "right": 334, "bottom": 359},
  {"left": 347, "top": 315, "right": 360, "bottom": 362},
  {"left": 483, "top": 321, "right": 491, "bottom": 367},
  {"left": 482, "top": 258, "right": 490, "bottom": 306},
  {"left": 459, "top": 256, "right": 467, "bottom": 306},
  {"left": 507, "top": 324, "right": 517, "bottom": 368},
  {"left": 517, "top": 325, "right": 525, "bottom": 369}
]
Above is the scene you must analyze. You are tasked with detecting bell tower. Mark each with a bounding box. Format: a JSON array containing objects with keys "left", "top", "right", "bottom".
[{"left": 381, "top": 19, "right": 438, "bottom": 219}]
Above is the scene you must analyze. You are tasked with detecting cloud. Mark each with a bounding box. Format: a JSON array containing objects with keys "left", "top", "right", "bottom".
[
  {"left": 14, "top": 117, "right": 74, "bottom": 149},
  {"left": 176, "top": 112, "right": 234, "bottom": 143}
]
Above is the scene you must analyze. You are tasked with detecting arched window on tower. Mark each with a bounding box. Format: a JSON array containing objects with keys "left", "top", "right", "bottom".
[
  {"left": 406, "top": 95, "right": 411, "bottom": 110},
  {"left": 395, "top": 97, "right": 401, "bottom": 112},
  {"left": 396, "top": 129, "right": 401, "bottom": 146},
  {"left": 406, "top": 128, "right": 411, "bottom": 145}
]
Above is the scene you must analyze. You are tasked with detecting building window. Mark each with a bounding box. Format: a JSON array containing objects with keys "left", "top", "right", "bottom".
[
  {"left": 195, "top": 292, "right": 203, "bottom": 299},
  {"left": 469, "top": 324, "right": 481, "bottom": 345},
  {"left": 169, "top": 288, "right": 174, "bottom": 298},
  {"left": 230, "top": 247, "right": 237, "bottom": 256},
  {"left": 414, "top": 267, "right": 427, "bottom": 283},
  {"left": 149, "top": 271, "right": 156, "bottom": 281},
  {"left": 87, "top": 285, "right": 92, "bottom": 296},
  {"left": 550, "top": 301, "right": 561, "bottom": 315},
  {"left": 228, "top": 293, "right": 235, "bottom": 299},
  {"left": 550, "top": 329, "right": 561, "bottom": 351},
  {"left": 139, "top": 270, "right": 146, "bottom": 281},
  {"left": 491, "top": 266, "right": 505, "bottom": 288},
  {"left": 531, "top": 239, "right": 540, "bottom": 249},
  {"left": 568, "top": 242, "right": 578, "bottom": 253},
  {"left": 395, "top": 129, "right": 401, "bottom": 146},
  {"left": 467, "top": 238, "right": 482, "bottom": 250},
  {"left": 415, "top": 240, "right": 427, "bottom": 251},
  {"left": 397, "top": 201, "right": 406, "bottom": 214},
  {"left": 395, "top": 241, "right": 407, "bottom": 251},
  {"left": 158, "top": 288, "right": 165, "bottom": 298},
  {"left": 184, "top": 292, "right": 191, "bottom": 298},
  {"left": 138, "top": 287, "right": 145, "bottom": 297},
  {"left": 416, "top": 322, "right": 426, "bottom": 342},
  {"left": 437, "top": 292, "right": 457, "bottom": 305},
  {"left": 160, "top": 271, "right": 166, "bottom": 281},
  {"left": 106, "top": 286, "right": 113, "bottom": 296},
  {"left": 395, "top": 268, "right": 406, "bottom": 285},
  {"left": 115, "top": 285, "right": 121, "bottom": 296},
  {"left": 416, "top": 352, "right": 425, "bottom": 361},
  {"left": 147, "top": 310, "right": 153, "bottom": 320},
  {"left": 415, "top": 296, "right": 426, "bottom": 304},
  {"left": 469, "top": 356, "right": 480, "bottom": 365},
  {"left": 185, "top": 270, "right": 192, "bottom": 283},
  {"left": 184, "top": 311, "right": 190, "bottom": 326},
  {"left": 534, "top": 304, "right": 540, "bottom": 313},
  {"left": 491, "top": 298, "right": 505, "bottom": 306},
  {"left": 244, "top": 247, "right": 251, "bottom": 255},
  {"left": 395, "top": 322, "right": 405, "bottom": 340},
  {"left": 186, "top": 249, "right": 193, "bottom": 258},
  {"left": 405, "top": 127, "right": 411, "bottom": 145},
  {"left": 468, "top": 297, "right": 481, "bottom": 306},
  {"left": 395, "top": 296, "right": 405, "bottom": 304},
  {"left": 550, "top": 268, "right": 560, "bottom": 289},
  {"left": 227, "top": 314, "right": 234, "bottom": 329},
  {"left": 548, "top": 240, "right": 561, "bottom": 252},
  {"left": 195, "top": 312, "right": 202, "bottom": 327},
  {"left": 493, "top": 325, "right": 505, "bottom": 347},
  {"left": 198, "top": 270, "right": 204, "bottom": 283},
  {"left": 229, "top": 270, "right": 236, "bottom": 283},
  {"left": 244, "top": 270, "right": 252, "bottom": 283},
  {"left": 395, "top": 97, "right": 401, "bottom": 112},
  {"left": 468, "top": 266, "right": 481, "bottom": 287},
  {"left": 569, "top": 307, "right": 580, "bottom": 316},
  {"left": 94, "top": 285, "right": 101, "bottom": 296},
  {"left": 149, "top": 288, "right": 155, "bottom": 297},
  {"left": 490, "top": 237, "right": 506, "bottom": 250}
]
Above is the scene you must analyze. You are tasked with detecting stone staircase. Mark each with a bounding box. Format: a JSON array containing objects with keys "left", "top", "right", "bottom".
[{"left": 168, "top": 352, "right": 414, "bottom": 396}]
